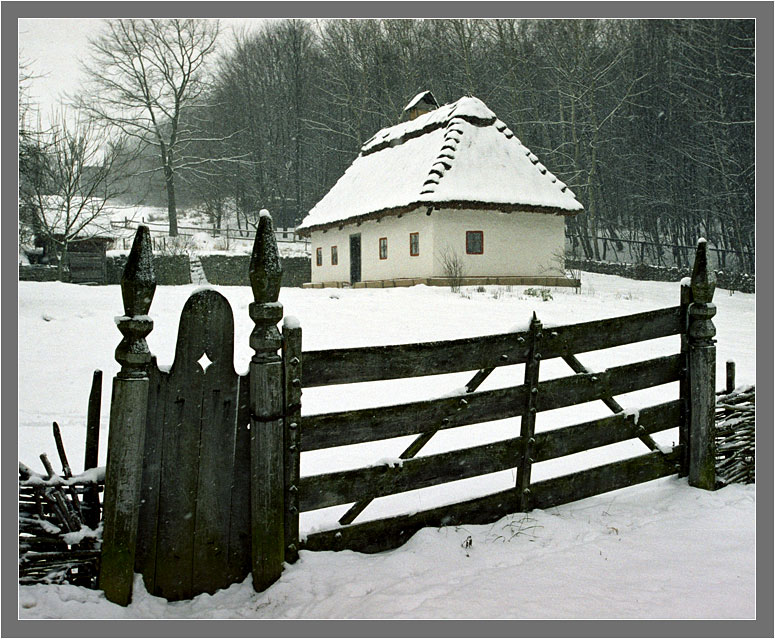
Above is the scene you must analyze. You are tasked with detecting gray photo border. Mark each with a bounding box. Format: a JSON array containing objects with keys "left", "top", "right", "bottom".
[{"left": 5, "top": 2, "right": 772, "bottom": 637}]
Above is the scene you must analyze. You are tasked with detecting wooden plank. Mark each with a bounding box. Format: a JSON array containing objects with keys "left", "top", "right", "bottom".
[
  {"left": 301, "top": 306, "right": 682, "bottom": 388},
  {"left": 301, "top": 487, "right": 520, "bottom": 555},
  {"left": 531, "top": 450, "right": 681, "bottom": 510},
  {"left": 134, "top": 360, "right": 166, "bottom": 594},
  {"left": 535, "top": 354, "right": 682, "bottom": 413},
  {"left": 299, "top": 436, "right": 523, "bottom": 512},
  {"left": 301, "top": 450, "right": 680, "bottom": 555},
  {"left": 152, "top": 358, "right": 203, "bottom": 601},
  {"left": 301, "top": 354, "right": 681, "bottom": 451},
  {"left": 227, "top": 375, "right": 252, "bottom": 585},
  {"left": 302, "top": 384, "right": 523, "bottom": 451},
  {"left": 533, "top": 400, "right": 681, "bottom": 462},
  {"left": 190, "top": 292, "right": 241, "bottom": 596}
]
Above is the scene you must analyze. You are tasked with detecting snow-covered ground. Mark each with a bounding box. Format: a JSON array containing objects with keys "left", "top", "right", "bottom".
[{"left": 17, "top": 272, "right": 756, "bottom": 619}]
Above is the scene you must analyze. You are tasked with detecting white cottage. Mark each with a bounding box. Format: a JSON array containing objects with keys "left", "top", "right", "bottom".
[{"left": 297, "top": 93, "right": 584, "bottom": 288}]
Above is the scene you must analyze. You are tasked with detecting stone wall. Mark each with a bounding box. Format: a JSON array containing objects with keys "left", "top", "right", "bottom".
[
  {"left": 199, "top": 255, "right": 310, "bottom": 287},
  {"left": 19, "top": 265, "right": 60, "bottom": 282},
  {"left": 106, "top": 255, "right": 191, "bottom": 285},
  {"left": 566, "top": 258, "right": 755, "bottom": 294}
]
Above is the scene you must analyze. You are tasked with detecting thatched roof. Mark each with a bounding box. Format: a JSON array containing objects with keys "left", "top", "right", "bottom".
[{"left": 297, "top": 96, "right": 583, "bottom": 236}]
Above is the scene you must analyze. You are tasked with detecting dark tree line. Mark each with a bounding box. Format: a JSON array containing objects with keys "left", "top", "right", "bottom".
[{"left": 111, "top": 18, "right": 755, "bottom": 272}]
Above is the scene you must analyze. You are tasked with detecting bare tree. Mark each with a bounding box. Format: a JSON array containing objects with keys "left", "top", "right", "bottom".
[
  {"left": 26, "top": 110, "right": 133, "bottom": 279},
  {"left": 78, "top": 18, "right": 220, "bottom": 236}
]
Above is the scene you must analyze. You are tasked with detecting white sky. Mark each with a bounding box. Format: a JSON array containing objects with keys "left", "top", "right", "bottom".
[{"left": 18, "top": 18, "right": 273, "bottom": 122}]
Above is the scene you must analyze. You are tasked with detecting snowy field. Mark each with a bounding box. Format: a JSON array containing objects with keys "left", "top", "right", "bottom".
[{"left": 17, "top": 272, "right": 756, "bottom": 619}]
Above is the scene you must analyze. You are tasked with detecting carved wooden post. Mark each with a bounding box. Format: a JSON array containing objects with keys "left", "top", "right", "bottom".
[
  {"left": 282, "top": 318, "right": 302, "bottom": 564},
  {"left": 100, "top": 226, "right": 155, "bottom": 605},
  {"left": 248, "top": 211, "right": 285, "bottom": 591},
  {"left": 516, "top": 312, "right": 542, "bottom": 511},
  {"left": 688, "top": 239, "right": 717, "bottom": 490}
]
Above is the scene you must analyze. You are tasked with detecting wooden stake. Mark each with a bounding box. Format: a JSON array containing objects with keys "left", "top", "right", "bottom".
[{"left": 84, "top": 370, "right": 103, "bottom": 528}]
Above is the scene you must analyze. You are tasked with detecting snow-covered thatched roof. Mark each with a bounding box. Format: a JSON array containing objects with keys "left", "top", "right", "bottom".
[{"left": 297, "top": 96, "right": 584, "bottom": 235}]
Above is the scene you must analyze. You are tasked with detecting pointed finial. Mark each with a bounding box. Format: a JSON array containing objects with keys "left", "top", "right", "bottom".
[
  {"left": 121, "top": 226, "right": 156, "bottom": 317},
  {"left": 690, "top": 239, "right": 716, "bottom": 305},
  {"left": 249, "top": 210, "right": 283, "bottom": 304}
]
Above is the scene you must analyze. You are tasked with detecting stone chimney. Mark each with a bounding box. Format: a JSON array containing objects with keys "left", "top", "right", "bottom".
[{"left": 402, "top": 90, "right": 439, "bottom": 121}]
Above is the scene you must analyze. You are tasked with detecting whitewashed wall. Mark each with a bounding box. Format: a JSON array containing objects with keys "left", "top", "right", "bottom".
[
  {"left": 309, "top": 208, "right": 435, "bottom": 283},
  {"left": 309, "top": 207, "right": 567, "bottom": 283},
  {"left": 431, "top": 209, "right": 566, "bottom": 277}
]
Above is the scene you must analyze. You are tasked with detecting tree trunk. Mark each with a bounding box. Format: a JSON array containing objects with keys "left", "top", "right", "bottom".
[{"left": 165, "top": 163, "right": 178, "bottom": 237}]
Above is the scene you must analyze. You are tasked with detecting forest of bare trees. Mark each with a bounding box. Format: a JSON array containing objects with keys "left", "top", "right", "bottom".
[{"left": 22, "top": 18, "right": 755, "bottom": 273}]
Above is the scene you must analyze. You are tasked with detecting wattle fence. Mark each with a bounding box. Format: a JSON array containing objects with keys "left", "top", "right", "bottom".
[{"left": 19, "top": 217, "right": 728, "bottom": 605}]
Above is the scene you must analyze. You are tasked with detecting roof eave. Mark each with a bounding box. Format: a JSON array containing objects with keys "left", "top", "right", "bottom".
[{"left": 296, "top": 200, "right": 583, "bottom": 237}]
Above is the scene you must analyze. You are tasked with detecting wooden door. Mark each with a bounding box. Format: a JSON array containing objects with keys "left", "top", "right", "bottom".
[{"left": 350, "top": 234, "right": 361, "bottom": 284}]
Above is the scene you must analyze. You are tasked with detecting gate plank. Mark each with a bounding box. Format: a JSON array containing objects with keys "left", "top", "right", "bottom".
[
  {"left": 300, "top": 450, "right": 680, "bottom": 555},
  {"left": 301, "top": 306, "right": 682, "bottom": 387},
  {"left": 301, "top": 354, "right": 682, "bottom": 451},
  {"left": 299, "top": 436, "right": 523, "bottom": 512}
]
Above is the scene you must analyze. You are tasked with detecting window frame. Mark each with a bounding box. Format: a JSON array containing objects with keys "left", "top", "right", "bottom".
[
  {"left": 409, "top": 232, "right": 420, "bottom": 257},
  {"left": 316, "top": 246, "right": 323, "bottom": 266},
  {"left": 379, "top": 237, "right": 388, "bottom": 260},
  {"left": 466, "top": 230, "right": 484, "bottom": 255},
  {"left": 331, "top": 245, "right": 338, "bottom": 266}
]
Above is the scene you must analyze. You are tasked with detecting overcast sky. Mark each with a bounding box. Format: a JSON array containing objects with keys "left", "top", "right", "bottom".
[{"left": 18, "top": 18, "right": 274, "bottom": 122}]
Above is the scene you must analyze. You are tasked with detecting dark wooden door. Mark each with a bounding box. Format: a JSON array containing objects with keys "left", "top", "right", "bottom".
[{"left": 350, "top": 234, "right": 361, "bottom": 284}]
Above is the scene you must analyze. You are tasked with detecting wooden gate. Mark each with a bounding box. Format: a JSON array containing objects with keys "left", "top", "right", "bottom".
[
  {"left": 98, "top": 217, "right": 718, "bottom": 606},
  {"left": 99, "top": 215, "right": 286, "bottom": 605}
]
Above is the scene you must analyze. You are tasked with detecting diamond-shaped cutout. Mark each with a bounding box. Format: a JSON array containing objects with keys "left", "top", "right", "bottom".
[{"left": 197, "top": 352, "right": 213, "bottom": 372}]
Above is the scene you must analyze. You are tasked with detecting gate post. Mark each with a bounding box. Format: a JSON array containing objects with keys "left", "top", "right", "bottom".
[
  {"left": 100, "top": 227, "right": 156, "bottom": 605},
  {"left": 248, "top": 211, "right": 286, "bottom": 591},
  {"left": 516, "top": 312, "right": 542, "bottom": 511},
  {"left": 687, "top": 239, "right": 717, "bottom": 490},
  {"left": 282, "top": 318, "right": 302, "bottom": 564}
]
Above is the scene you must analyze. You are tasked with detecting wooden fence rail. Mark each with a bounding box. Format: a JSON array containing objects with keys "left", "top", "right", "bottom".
[{"left": 92, "top": 219, "right": 717, "bottom": 605}]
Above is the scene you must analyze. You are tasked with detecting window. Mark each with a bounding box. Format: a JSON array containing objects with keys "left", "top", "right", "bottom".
[
  {"left": 409, "top": 232, "right": 420, "bottom": 256},
  {"left": 331, "top": 245, "right": 338, "bottom": 265},
  {"left": 379, "top": 237, "right": 388, "bottom": 260},
  {"left": 466, "top": 231, "right": 484, "bottom": 255},
  {"left": 316, "top": 247, "right": 323, "bottom": 266}
]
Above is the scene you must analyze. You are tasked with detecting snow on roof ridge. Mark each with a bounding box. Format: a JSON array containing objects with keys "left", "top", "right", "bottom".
[{"left": 362, "top": 96, "right": 495, "bottom": 156}]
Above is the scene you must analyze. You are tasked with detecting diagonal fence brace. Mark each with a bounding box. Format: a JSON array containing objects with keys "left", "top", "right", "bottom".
[
  {"left": 337, "top": 365, "right": 499, "bottom": 526},
  {"left": 562, "top": 353, "right": 661, "bottom": 453}
]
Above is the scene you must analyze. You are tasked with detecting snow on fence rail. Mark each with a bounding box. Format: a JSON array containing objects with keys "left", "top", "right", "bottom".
[{"left": 18, "top": 220, "right": 728, "bottom": 606}]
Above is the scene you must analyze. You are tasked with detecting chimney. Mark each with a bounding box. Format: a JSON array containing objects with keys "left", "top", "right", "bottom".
[{"left": 402, "top": 90, "right": 439, "bottom": 121}]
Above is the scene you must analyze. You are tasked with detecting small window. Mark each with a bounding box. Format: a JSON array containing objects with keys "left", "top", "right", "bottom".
[
  {"left": 331, "top": 245, "right": 338, "bottom": 265},
  {"left": 379, "top": 237, "right": 388, "bottom": 260},
  {"left": 316, "top": 247, "right": 323, "bottom": 266},
  {"left": 409, "top": 232, "right": 420, "bottom": 256},
  {"left": 466, "top": 231, "right": 484, "bottom": 255}
]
